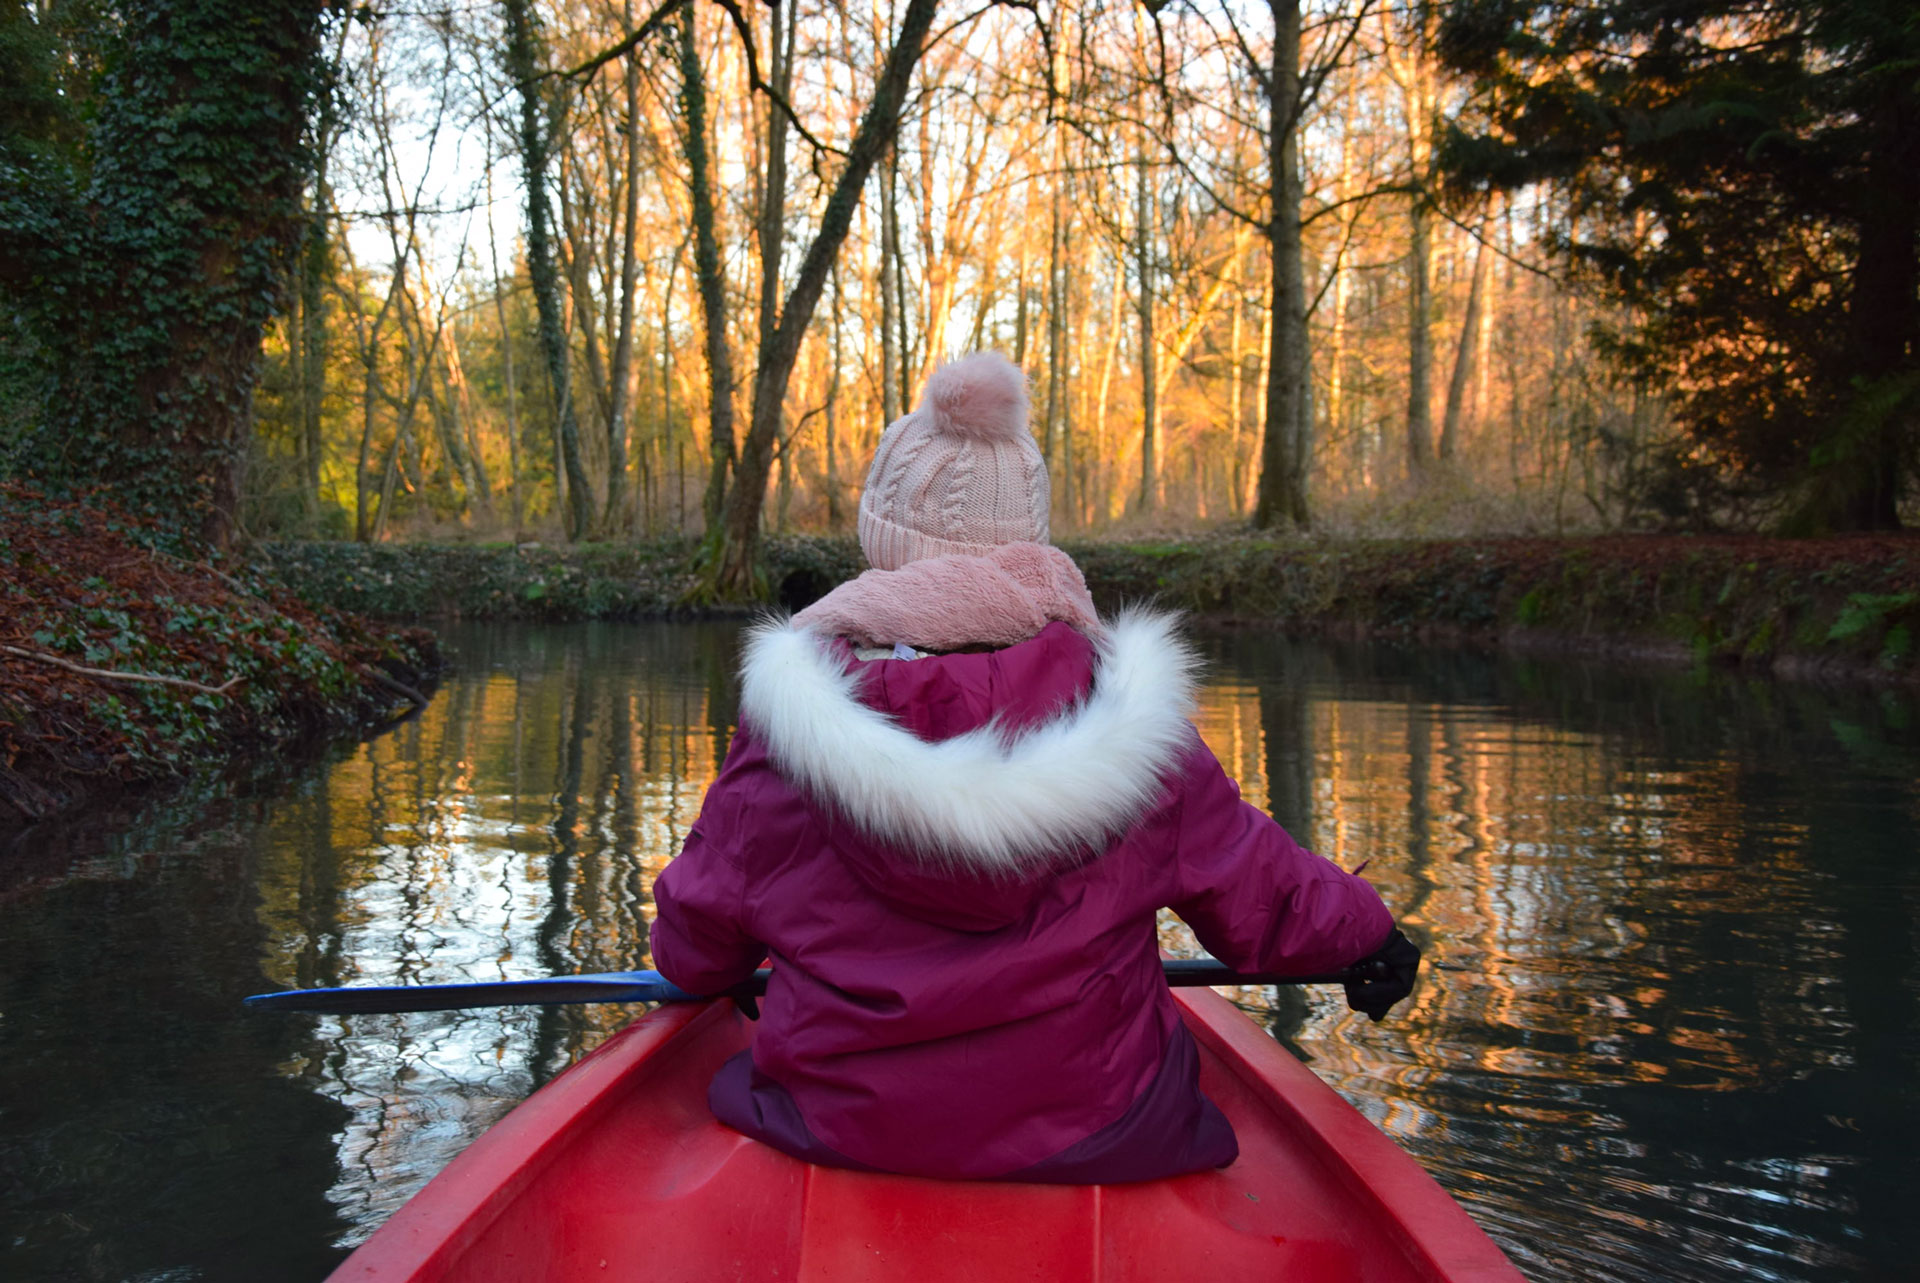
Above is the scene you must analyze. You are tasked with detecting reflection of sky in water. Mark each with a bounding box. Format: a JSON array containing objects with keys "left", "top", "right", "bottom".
[{"left": 246, "top": 623, "right": 1920, "bottom": 1282}]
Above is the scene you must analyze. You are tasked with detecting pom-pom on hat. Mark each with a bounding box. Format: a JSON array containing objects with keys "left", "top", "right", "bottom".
[{"left": 859, "top": 352, "right": 1050, "bottom": 571}]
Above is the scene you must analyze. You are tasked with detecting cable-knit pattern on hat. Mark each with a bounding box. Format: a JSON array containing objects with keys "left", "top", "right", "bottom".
[
  {"left": 873, "top": 420, "right": 928, "bottom": 521},
  {"left": 940, "top": 440, "right": 976, "bottom": 539},
  {"left": 1026, "top": 443, "right": 1050, "bottom": 543}
]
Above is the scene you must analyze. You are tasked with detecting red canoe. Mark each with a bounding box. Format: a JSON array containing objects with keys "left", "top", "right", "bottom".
[{"left": 331, "top": 987, "right": 1527, "bottom": 1282}]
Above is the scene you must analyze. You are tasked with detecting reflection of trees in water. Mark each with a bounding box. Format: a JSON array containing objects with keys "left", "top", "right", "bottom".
[
  {"left": 249, "top": 621, "right": 737, "bottom": 1243},
  {"left": 1197, "top": 629, "right": 1920, "bottom": 1280}
]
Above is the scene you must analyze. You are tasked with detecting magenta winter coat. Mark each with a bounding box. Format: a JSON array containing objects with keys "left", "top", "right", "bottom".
[{"left": 649, "top": 611, "right": 1393, "bottom": 1183}]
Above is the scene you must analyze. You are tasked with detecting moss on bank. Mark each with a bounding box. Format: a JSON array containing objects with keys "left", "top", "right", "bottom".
[
  {"left": 257, "top": 530, "right": 1920, "bottom": 685},
  {"left": 1, "top": 487, "right": 441, "bottom": 824}
]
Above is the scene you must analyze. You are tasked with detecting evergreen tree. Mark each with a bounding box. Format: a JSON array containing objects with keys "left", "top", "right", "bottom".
[{"left": 1437, "top": 0, "right": 1919, "bottom": 531}]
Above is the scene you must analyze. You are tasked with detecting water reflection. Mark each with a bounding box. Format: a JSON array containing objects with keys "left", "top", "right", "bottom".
[
  {"left": 251, "top": 623, "right": 739, "bottom": 1242},
  {"left": 2, "top": 622, "right": 1916, "bottom": 1282},
  {"left": 1192, "top": 635, "right": 1920, "bottom": 1283}
]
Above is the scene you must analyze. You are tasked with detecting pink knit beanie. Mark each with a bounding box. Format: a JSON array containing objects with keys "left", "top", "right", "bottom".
[{"left": 858, "top": 353, "right": 1050, "bottom": 570}]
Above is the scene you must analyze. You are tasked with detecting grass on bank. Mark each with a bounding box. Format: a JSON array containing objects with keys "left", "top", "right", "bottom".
[{"left": 256, "top": 530, "right": 1920, "bottom": 682}]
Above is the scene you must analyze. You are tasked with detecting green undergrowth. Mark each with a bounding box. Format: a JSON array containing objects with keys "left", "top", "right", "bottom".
[
  {"left": 256, "top": 535, "right": 866, "bottom": 620},
  {"left": 256, "top": 531, "right": 1920, "bottom": 683},
  {"left": 1, "top": 486, "right": 442, "bottom": 825}
]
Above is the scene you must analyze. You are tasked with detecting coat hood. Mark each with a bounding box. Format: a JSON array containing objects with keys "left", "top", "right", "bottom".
[{"left": 737, "top": 610, "right": 1199, "bottom": 927}]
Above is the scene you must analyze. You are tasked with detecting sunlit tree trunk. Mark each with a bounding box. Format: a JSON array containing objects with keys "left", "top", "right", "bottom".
[
  {"left": 1229, "top": 272, "right": 1245, "bottom": 515},
  {"left": 1244, "top": 271, "right": 1273, "bottom": 516},
  {"left": 1013, "top": 231, "right": 1031, "bottom": 368},
  {"left": 1387, "top": 11, "right": 1437, "bottom": 482},
  {"left": 1253, "top": 0, "right": 1310, "bottom": 530},
  {"left": 1134, "top": 148, "right": 1160, "bottom": 514},
  {"left": 826, "top": 264, "right": 846, "bottom": 530},
  {"left": 1324, "top": 83, "right": 1355, "bottom": 496},
  {"left": 1441, "top": 205, "right": 1493, "bottom": 464},
  {"left": 879, "top": 148, "right": 902, "bottom": 423},
  {"left": 1094, "top": 262, "right": 1124, "bottom": 527}
]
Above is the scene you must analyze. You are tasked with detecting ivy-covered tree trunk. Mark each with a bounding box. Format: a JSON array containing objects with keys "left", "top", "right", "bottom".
[
  {"left": 0, "top": 0, "right": 327, "bottom": 548},
  {"left": 679, "top": 12, "right": 736, "bottom": 538},
  {"left": 502, "top": 0, "right": 596, "bottom": 542}
]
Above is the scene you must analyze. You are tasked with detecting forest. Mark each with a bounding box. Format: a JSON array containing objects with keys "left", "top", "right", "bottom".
[{"left": 1, "top": 0, "right": 1915, "bottom": 598}]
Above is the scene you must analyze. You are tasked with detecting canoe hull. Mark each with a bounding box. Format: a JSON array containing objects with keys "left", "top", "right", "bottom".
[{"left": 331, "top": 988, "right": 1525, "bottom": 1282}]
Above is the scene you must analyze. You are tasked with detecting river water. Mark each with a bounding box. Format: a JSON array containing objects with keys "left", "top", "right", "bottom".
[{"left": 2, "top": 621, "right": 1916, "bottom": 1282}]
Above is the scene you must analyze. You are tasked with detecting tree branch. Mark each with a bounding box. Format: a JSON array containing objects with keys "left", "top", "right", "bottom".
[
  {"left": 709, "top": 0, "right": 849, "bottom": 159},
  {"left": 3, "top": 646, "right": 242, "bottom": 697},
  {"left": 551, "top": 0, "right": 691, "bottom": 85}
]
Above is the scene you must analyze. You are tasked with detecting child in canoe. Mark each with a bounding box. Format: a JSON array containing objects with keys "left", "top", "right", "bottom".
[{"left": 650, "top": 352, "right": 1418, "bottom": 1183}]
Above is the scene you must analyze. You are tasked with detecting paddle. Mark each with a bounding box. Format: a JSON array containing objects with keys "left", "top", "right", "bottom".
[{"left": 244, "top": 958, "right": 1374, "bottom": 1016}]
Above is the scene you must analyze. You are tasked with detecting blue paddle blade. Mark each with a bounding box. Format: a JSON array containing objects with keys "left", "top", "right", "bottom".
[
  {"left": 243, "top": 970, "right": 707, "bottom": 1014},
  {"left": 245, "top": 962, "right": 1359, "bottom": 1017}
]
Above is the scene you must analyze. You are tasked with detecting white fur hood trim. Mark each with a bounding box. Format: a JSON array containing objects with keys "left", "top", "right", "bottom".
[{"left": 737, "top": 608, "right": 1199, "bottom": 876}]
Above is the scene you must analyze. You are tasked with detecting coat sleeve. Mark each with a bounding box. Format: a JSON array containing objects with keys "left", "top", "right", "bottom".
[
  {"left": 1167, "top": 739, "right": 1393, "bottom": 975},
  {"left": 648, "top": 737, "right": 770, "bottom": 997}
]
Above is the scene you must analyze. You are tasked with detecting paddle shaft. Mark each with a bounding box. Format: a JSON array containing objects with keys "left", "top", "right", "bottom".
[{"left": 246, "top": 958, "right": 1374, "bottom": 1016}]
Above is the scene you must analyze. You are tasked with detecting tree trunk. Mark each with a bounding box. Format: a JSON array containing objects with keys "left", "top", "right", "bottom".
[
  {"left": 1095, "top": 260, "right": 1125, "bottom": 526},
  {"left": 1013, "top": 231, "right": 1030, "bottom": 368},
  {"left": 602, "top": 17, "right": 646, "bottom": 533},
  {"left": 748, "top": 0, "right": 796, "bottom": 522},
  {"left": 1406, "top": 198, "right": 1434, "bottom": 478},
  {"left": 880, "top": 147, "right": 902, "bottom": 423},
  {"left": 1051, "top": 164, "right": 1073, "bottom": 521},
  {"left": 1244, "top": 273, "right": 1273, "bottom": 515},
  {"left": 484, "top": 186, "right": 525, "bottom": 537},
  {"left": 1134, "top": 149, "right": 1159, "bottom": 514},
  {"left": 14, "top": 0, "right": 329, "bottom": 547},
  {"left": 1440, "top": 210, "right": 1492, "bottom": 463},
  {"left": 827, "top": 264, "right": 846, "bottom": 530},
  {"left": 445, "top": 322, "right": 492, "bottom": 512},
  {"left": 711, "top": 0, "right": 941, "bottom": 597},
  {"left": 296, "top": 196, "right": 329, "bottom": 515},
  {"left": 1253, "top": 0, "right": 1310, "bottom": 530},
  {"left": 1326, "top": 85, "right": 1354, "bottom": 495},
  {"left": 503, "top": 0, "right": 595, "bottom": 540},
  {"left": 1229, "top": 271, "right": 1245, "bottom": 514},
  {"left": 355, "top": 357, "right": 381, "bottom": 542},
  {"left": 1402, "top": 38, "right": 1436, "bottom": 481},
  {"left": 678, "top": 11, "right": 736, "bottom": 535},
  {"left": 891, "top": 151, "right": 913, "bottom": 402},
  {"left": 1818, "top": 86, "right": 1918, "bottom": 531},
  {"left": 1049, "top": 139, "right": 1071, "bottom": 472}
]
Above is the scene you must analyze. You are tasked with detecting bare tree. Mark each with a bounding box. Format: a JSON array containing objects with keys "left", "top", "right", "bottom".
[{"left": 708, "top": 0, "right": 942, "bottom": 598}]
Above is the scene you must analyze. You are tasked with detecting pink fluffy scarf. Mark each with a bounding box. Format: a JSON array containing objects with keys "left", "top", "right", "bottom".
[{"left": 791, "top": 542, "right": 1101, "bottom": 650}]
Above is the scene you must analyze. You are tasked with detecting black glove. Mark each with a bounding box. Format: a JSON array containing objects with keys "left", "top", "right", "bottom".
[{"left": 1343, "top": 929, "right": 1421, "bottom": 1022}]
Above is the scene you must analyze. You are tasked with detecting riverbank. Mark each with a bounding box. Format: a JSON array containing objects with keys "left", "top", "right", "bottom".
[
  {"left": 257, "top": 530, "right": 1920, "bottom": 685},
  {"left": 34, "top": 522, "right": 1889, "bottom": 826},
  {"left": 0, "top": 486, "right": 441, "bottom": 825}
]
